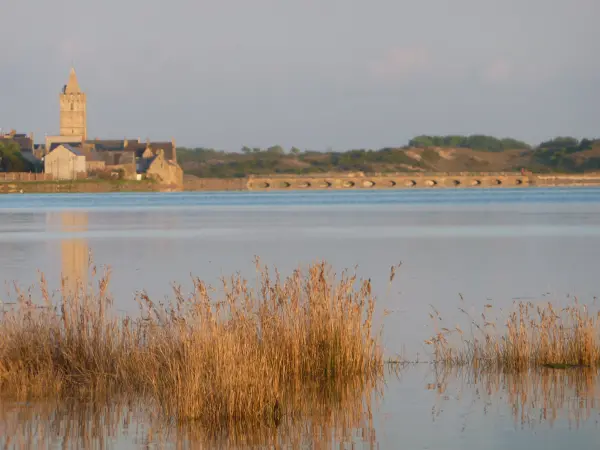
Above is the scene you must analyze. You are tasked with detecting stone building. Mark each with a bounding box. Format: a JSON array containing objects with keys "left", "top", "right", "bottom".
[
  {"left": 42, "top": 68, "right": 183, "bottom": 185},
  {"left": 82, "top": 151, "right": 106, "bottom": 173},
  {"left": 59, "top": 68, "right": 87, "bottom": 140},
  {"left": 44, "top": 144, "right": 86, "bottom": 180},
  {"left": 145, "top": 149, "right": 183, "bottom": 186}
]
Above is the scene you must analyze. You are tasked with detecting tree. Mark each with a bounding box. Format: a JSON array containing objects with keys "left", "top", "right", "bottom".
[
  {"left": 241, "top": 146, "right": 252, "bottom": 154},
  {"left": 290, "top": 147, "right": 301, "bottom": 155},
  {"left": 0, "top": 140, "right": 31, "bottom": 172},
  {"left": 539, "top": 137, "right": 579, "bottom": 150},
  {"left": 266, "top": 145, "right": 284, "bottom": 155}
]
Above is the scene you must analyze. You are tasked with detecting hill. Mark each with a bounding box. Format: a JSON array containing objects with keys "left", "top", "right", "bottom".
[{"left": 174, "top": 135, "right": 600, "bottom": 178}]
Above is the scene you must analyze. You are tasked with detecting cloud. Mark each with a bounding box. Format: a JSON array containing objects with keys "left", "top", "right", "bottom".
[
  {"left": 483, "top": 59, "right": 513, "bottom": 84},
  {"left": 369, "top": 47, "right": 431, "bottom": 80}
]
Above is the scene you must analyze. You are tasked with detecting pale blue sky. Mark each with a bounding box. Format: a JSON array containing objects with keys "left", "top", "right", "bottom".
[{"left": 1, "top": 0, "right": 598, "bottom": 149}]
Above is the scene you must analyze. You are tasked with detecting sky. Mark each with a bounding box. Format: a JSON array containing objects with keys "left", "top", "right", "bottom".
[{"left": 1, "top": 0, "right": 598, "bottom": 150}]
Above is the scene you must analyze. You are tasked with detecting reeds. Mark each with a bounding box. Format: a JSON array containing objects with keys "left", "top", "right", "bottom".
[
  {"left": 427, "top": 299, "right": 600, "bottom": 370},
  {"left": 0, "top": 259, "right": 383, "bottom": 428}
]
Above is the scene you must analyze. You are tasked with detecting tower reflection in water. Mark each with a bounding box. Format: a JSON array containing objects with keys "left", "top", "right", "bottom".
[{"left": 47, "top": 210, "right": 89, "bottom": 296}]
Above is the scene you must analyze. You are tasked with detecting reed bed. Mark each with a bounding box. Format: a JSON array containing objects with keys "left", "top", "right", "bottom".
[
  {"left": 0, "top": 259, "right": 383, "bottom": 428},
  {"left": 427, "top": 299, "right": 600, "bottom": 370}
]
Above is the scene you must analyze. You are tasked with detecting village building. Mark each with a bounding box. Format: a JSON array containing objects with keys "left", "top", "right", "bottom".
[
  {"left": 83, "top": 151, "right": 106, "bottom": 173},
  {"left": 144, "top": 149, "right": 184, "bottom": 185},
  {"left": 39, "top": 68, "right": 183, "bottom": 186},
  {"left": 44, "top": 144, "right": 86, "bottom": 180}
]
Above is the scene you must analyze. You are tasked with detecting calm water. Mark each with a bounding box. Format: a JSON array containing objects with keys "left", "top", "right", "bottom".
[{"left": 1, "top": 188, "right": 600, "bottom": 449}]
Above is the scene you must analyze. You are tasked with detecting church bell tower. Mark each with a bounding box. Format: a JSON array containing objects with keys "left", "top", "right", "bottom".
[{"left": 59, "top": 68, "right": 87, "bottom": 140}]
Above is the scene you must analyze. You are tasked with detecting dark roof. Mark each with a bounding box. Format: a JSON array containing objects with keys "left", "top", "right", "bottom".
[
  {"left": 62, "top": 144, "right": 83, "bottom": 156},
  {"left": 20, "top": 151, "right": 41, "bottom": 164},
  {"left": 49, "top": 141, "right": 83, "bottom": 152},
  {"left": 82, "top": 150, "right": 103, "bottom": 162},
  {"left": 148, "top": 142, "right": 175, "bottom": 160},
  {"left": 86, "top": 140, "right": 127, "bottom": 151}
]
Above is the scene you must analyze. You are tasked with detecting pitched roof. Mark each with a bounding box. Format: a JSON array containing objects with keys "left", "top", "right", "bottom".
[
  {"left": 86, "top": 140, "right": 127, "bottom": 151},
  {"left": 64, "top": 68, "right": 81, "bottom": 94},
  {"left": 20, "top": 151, "right": 41, "bottom": 164},
  {"left": 62, "top": 144, "right": 83, "bottom": 156},
  {"left": 148, "top": 142, "right": 175, "bottom": 160},
  {"left": 49, "top": 141, "right": 83, "bottom": 152}
]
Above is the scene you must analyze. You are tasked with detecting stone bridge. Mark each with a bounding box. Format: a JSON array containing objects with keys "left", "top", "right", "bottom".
[{"left": 247, "top": 173, "right": 531, "bottom": 191}]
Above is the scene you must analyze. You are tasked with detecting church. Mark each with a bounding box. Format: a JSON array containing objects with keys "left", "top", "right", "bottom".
[{"left": 43, "top": 68, "right": 183, "bottom": 186}]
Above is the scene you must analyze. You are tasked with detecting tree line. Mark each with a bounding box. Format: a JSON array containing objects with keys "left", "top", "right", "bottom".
[{"left": 176, "top": 135, "right": 599, "bottom": 178}]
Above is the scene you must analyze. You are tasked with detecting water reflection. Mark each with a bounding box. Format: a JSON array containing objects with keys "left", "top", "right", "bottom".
[
  {"left": 46, "top": 211, "right": 89, "bottom": 296},
  {"left": 431, "top": 367, "right": 600, "bottom": 430},
  {"left": 0, "top": 383, "right": 378, "bottom": 449},
  {"left": 1, "top": 368, "right": 599, "bottom": 449}
]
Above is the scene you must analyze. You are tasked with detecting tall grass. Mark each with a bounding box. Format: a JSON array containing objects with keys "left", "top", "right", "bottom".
[
  {"left": 427, "top": 299, "right": 600, "bottom": 370},
  {"left": 0, "top": 259, "right": 383, "bottom": 428}
]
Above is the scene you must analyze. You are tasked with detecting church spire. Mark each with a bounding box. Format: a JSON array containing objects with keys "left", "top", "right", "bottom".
[{"left": 64, "top": 67, "right": 81, "bottom": 94}]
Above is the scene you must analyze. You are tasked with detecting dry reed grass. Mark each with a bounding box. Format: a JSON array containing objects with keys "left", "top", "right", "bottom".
[
  {"left": 427, "top": 299, "right": 600, "bottom": 370},
  {"left": 0, "top": 258, "right": 383, "bottom": 429}
]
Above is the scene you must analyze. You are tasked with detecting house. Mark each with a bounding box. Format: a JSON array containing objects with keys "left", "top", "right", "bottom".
[
  {"left": 145, "top": 150, "right": 183, "bottom": 186},
  {"left": 81, "top": 150, "right": 106, "bottom": 173},
  {"left": 44, "top": 144, "right": 86, "bottom": 180}
]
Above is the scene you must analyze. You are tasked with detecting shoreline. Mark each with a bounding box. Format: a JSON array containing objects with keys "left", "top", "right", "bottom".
[{"left": 2, "top": 172, "right": 600, "bottom": 194}]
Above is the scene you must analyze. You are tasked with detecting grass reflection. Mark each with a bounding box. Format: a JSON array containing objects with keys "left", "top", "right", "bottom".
[
  {"left": 431, "top": 366, "right": 599, "bottom": 429},
  {"left": 0, "top": 381, "right": 379, "bottom": 449}
]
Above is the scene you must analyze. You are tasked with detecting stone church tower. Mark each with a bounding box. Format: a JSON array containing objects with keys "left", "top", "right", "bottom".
[{"left": 59, "top": 68, "right": 87, "bottom": 140}]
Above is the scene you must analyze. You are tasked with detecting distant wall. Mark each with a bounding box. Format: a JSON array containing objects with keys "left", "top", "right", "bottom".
[
  {"left": 532, "top": 173, "right": 600, "bottom": 187},
  {"left": 183, "top": 177, "right": 247, "bottom": 191},
  {"left": 0, "top": 172, "right": 52, "bottom": 182},
  {"left": 0, "top": 180, "right": 162, "bottom": 194}
]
